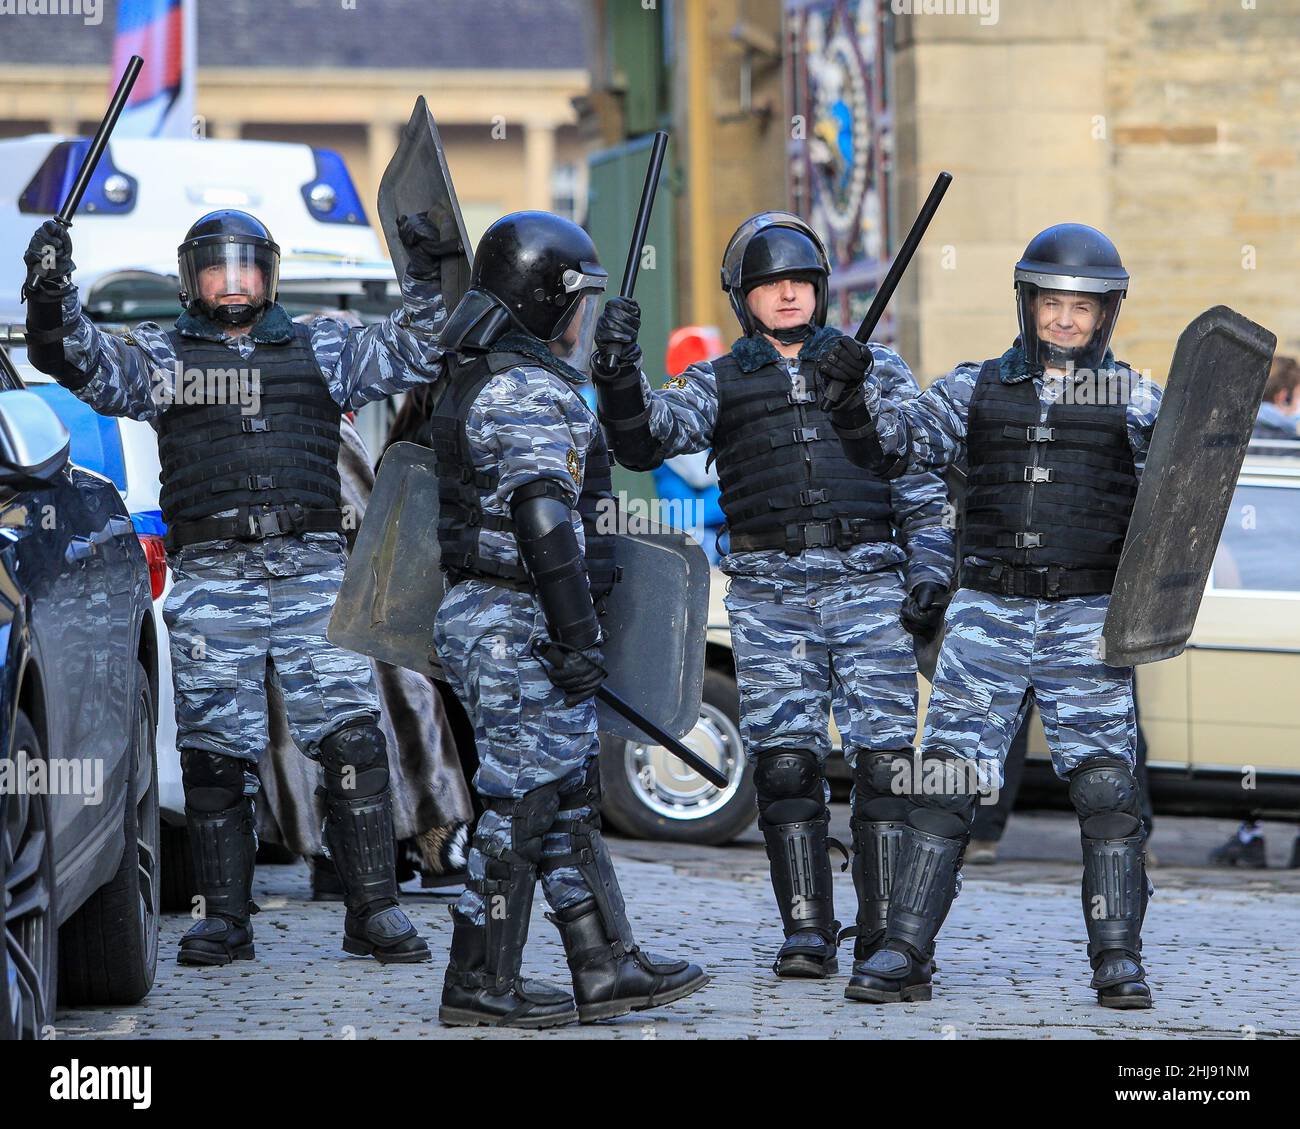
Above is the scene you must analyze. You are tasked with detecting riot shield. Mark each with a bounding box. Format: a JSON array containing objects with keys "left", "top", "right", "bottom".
[
  {"left": 377, "top": 96, "right": 473, "bottom": 315},
  {"left": 327, "top": 442, "right": 709, "bottom": 742},
  {"left": 1102, "top": 306, "right": 1277, "bottom": 666},
  {"left": 328, "top": 442, "right": 447, "bottom": 676}
]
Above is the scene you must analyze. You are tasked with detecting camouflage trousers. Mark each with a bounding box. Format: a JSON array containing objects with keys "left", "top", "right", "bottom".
[
  {"left": 162, "top": 533, "right": 379, "bottom": 764},
  {"left": 432, "top": 579, "right": 601, "bottom": 926},
  {"left": 922, "top": 587, "right": 1136, "bottom": 789},
  {"left": 723, "top": 561, "right": 919, "bottom": 771}
]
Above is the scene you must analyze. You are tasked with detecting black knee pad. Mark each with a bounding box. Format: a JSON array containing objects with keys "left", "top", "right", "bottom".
[
  {"left": 1068, "top": 758, "right": 1139, "bottom": 815},
  {"left": 754, "top": 749, "right": 823, "bottom": 825},
  {"left": 909, "top": 747, "right": 979, "bottom": 828},
  {"left": 181, "top": 748, "right": 247, "bottom": 813},
  {"left": 319, "top": 720, "right": 389, "bottom": 798},
  {"left": 852, "top": 749, "right": 912, "bottom": 822},
  {"left": 908, "top": 808, "right": 972, "bottom": 840},
  {"left": 490, "top": 781, "right": 563, "bottom": 868}
]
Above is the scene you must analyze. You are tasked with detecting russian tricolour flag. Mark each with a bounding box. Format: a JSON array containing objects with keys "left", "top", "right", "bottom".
[{"left": 111, "top": 0, "right": 196, "bottom": 138}]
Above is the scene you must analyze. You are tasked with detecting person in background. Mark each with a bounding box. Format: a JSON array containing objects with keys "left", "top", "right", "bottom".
[{"left": 1253, "top": 355, "right": 1300, "bottom": 441}]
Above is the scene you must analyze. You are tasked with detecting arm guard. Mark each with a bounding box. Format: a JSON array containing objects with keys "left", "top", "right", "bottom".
[
  {"left": 25, "top": 285, "right": 93, "bottom": 390},
  {"left": 830, "top": 392, "right": 909, "bottom": 480},
  {"left": 592, "top": 362, "right": 664, "bottom": 472},
  {"left": 510, "top": 480, "right": 601, "bottom": 650}
]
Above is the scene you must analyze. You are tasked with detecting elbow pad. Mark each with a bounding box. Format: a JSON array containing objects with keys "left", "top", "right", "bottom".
[{"left": 511, "top": 480, "right": 601, "bottom": 649}]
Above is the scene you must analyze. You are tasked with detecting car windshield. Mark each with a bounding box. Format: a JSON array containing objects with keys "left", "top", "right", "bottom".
[
  {"left": 24, "top": 381, "right": 128, "bottom": 492},
  {"left": 1212, "top": 481, "right": 1300, "bottom": 593}
]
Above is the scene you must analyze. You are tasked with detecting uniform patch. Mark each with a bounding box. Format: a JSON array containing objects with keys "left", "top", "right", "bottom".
[
  {"left": 665, "top": 375, "right": 689, "bottom": 391},
  {"left": 567, "top": 448, "right": 582, "bottom": 484}
]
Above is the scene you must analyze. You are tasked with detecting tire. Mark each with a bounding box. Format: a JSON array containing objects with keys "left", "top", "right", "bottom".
[
  {"left": 160, "top": 823, "right": 196, "bottom": 913},
  {"left": 58, "top": 661, "right": 160, "bottom": 1005},
  {"left": 1, "top": 709, "right": 58, "bottom": 1040},
  {"left": 600, "top": 668, "right": 755, "bottom": 845}
]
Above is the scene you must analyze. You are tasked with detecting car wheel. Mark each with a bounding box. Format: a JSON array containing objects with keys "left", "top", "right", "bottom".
[
  {"left": 0, "top": 709, "right": 57, "bottom": 1040},
  {"left": 599, "top": 668, "right": 754, "bottom": 845},
  {"left": 58, "top": 660, "right": 159, "bottom": 1005}
]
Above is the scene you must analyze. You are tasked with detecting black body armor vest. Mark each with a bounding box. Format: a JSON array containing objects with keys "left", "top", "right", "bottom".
[
  {"left": 960, "top": 358, "right": 1138, "bottom": 598},
  {"left": 158, "top": 324, "right": 343, "bottom": 546},
  {"left": 711, "top": 349, "right": 894, "bottom": 555},
  {"left": 428, "top": 351, "right": 617, "bottom": 598}
]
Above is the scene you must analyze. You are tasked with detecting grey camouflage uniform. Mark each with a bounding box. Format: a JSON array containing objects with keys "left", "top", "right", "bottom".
[
  {"left": 52, "top": 275, "right": 447, "bottom": 762},
  {"left": 430, "top": 362, "right": 609, "bottom": 925},
  {"left": 867, "top": 345, "right": 1163, "bottom": 786},
  {"left": 636, "top": 336, "right": 954, "bottom": 772}
]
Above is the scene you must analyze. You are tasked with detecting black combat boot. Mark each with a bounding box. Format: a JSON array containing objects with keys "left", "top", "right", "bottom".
[
  {"left": 177, "top": 798, "right": 258, "bottom": 966},
  {"left": 845, "top": 811, "right": 967, "bottom": 1003},
  {"left": 440, "top": 785, "right": 578, "bottom": 1028},
  {"left": 1081, "top": 817, "right": 1153, "bottom": 1009},
  {"left": 545, "top": 761, "right": 707, "bottom": 1021},
  {"left": 319, "top": 722, "right": 429, "bottom": 963},
  {"left": 753, "top": 750, "right": 840, "bottom": 977}
]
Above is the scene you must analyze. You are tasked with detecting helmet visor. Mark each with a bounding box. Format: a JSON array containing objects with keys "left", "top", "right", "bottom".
[
  {"left": 550, "top": 291, "right": 602, "bottom": 378},
  {"left": 179, "top": 240, "right": 279, "bottom": 309},
  {"left": 1016, "top": 284, "right": 1124, "bottom": 372}
]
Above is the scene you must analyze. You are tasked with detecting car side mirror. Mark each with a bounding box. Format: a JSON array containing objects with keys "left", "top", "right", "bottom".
[{"left": 0, "top": 389, "right": 71, "bottom": 486}]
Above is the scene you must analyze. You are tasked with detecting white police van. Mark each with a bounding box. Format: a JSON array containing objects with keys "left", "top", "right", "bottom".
[{"left": 0, "top": 135, "right": 407, "bottom": 898}]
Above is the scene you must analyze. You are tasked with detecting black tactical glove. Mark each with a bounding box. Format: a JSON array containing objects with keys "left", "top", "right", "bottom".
[
  {"left": 591, "top": 296, "right": 643, "bottom": 380},
  {"left": 23, "top": 219, "right": 76, "bottom": 293},
  {"left": 900, "top": 582, "right": 949, "bottom": 639},
  {"left": 816, "top": 335, "right": 874, "bottom": 414},
  {"left": 532, "top": 639, "right": 607, "bottom": 707},
  {"left": 397, "top": 211, "right": 450, "bottom": 281}
]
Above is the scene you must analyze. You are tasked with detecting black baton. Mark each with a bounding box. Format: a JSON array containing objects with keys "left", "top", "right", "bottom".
[
  {"left": 22, "top": 54, "right": 144, "bottom": 301},
  {"left": 594, "top": 129, "right": 669, "bottom": 375},
  {"left": 597, "top": 685, "right": 731, "bottom": 790}
]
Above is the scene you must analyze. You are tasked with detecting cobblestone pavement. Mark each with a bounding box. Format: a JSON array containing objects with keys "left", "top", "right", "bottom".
[{"left": 54, "top": 811, "right": 1300, "bottom": 1040}]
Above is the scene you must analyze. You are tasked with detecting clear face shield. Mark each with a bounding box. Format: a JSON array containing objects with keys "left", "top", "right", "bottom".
[
  {"left": 179, "top": 240, "right": 280, "bottom": 317},
  {"left": 547, "top": 264, "right": 607, "bottom": 377},
  {"left": 1015, "top": 281, "right": 1124, "bottom": 372}
]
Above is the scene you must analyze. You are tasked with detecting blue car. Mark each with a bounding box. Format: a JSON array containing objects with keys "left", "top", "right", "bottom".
[{"left": 0, "top": 340, "right": 160, "bottom": 1040}]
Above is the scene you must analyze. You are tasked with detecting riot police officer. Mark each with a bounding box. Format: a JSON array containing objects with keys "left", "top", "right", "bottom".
[
  {"left": 22, "top": 207, "right": 452, "bottom": 966},
  {"left": 428, "top": 211, "right": 707, "bottom": 1028},
  {"left": 590, "top": 212, "right": 954, "bottom": 985},
  {"left": 818, "top": 223, "right": 1162, "bottom": 1007}
]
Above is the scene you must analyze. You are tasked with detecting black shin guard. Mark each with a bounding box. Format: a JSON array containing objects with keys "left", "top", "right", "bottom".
[
  {"left": 1069, "top": 759, "right": 1152, "bottom": 1006},
  {"left": 847, "top": 750, "right": 912, "bottom": 960},
  {"left": 753, "top": 749, "right": 839, "bottom": 975},
  {"left": 319, "top": 722, "right": 428, "bottom": 962}
]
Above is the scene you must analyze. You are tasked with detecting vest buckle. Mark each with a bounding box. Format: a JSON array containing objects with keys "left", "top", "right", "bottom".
[
  {"left": 787, "top": 390, "right": 815, "bottom": 405},
  {"left": 1015, "top": 532, "right": 1044, "bottom": 549},
  {"left": 1023, "top": 466, "right": 1053, "bottom": 483},
  {"left": 248, "top": 474, "right": 277, "bottom": 491},
  {"left": 799, "top": 488, "right": 829, "bottom": 507},
  {"left": 793, "top": 427, "right": 821, "bottom": 444},
  {"left": 241, "top": 418, "right": 271, "bottom": 433},
  {"left": 1026, "top": 426, "right": 1055, "bottom": 442}
]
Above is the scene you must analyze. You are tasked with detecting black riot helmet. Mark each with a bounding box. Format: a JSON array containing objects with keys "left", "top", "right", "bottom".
[
  {"left": 1014, "top": 223, "right": 1128, "bottom": 371},
  {"left": 177, "top": 210, "right": 280, "bottom": 327},
  {"left": 439, "top": 211, "right": 608, "bottom": 368},
  {"left": 720, "top": 212, "right": 830, "bottom": 344}
]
